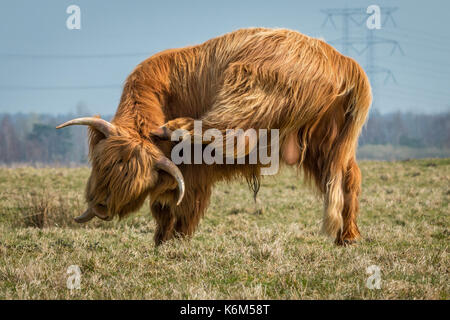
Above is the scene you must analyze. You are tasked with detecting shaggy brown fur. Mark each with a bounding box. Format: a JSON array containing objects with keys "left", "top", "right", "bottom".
[{"left": 68, "top": 28, "right": 371, "bottom": 246}]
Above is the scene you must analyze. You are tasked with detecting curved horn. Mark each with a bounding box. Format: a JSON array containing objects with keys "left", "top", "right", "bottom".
[
  {"left": 74, "top": 208, "right": 96, "bottom": 223},
  {"left": 56, "top": 117, "right": 117, "bottom": 137},
  {"left": 155, "top": 157, "right": 185, "bottom": 205}
]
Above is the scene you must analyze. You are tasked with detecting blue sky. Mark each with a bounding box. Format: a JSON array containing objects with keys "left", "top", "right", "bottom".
[{"left": 0, "top": 0, "right": 449, "bottom": 115}]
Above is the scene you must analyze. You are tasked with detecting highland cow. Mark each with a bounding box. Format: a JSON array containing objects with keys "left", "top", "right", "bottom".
[{"left": 57, "top": 28, "right": 371, "bottom": 246}]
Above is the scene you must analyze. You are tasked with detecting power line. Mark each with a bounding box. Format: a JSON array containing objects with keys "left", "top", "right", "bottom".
[
  {"left": 386, "top": 84, "right": 450, "bottom": 99},
  {"left": 383, "top": 90, "right": 449, "bottom": 103},
  {"left": 388, "top": 37, "right": 450, "bottom": 53},
  {"left": 382, "top": 85, "right": 450, "bottom": 101},
  {"left": 0, "top": 52, "right": 152, "bottom": 59},
  {"left": 396, "top": 26, "right": 450, "bottom": 42},
  {"left": 0, "top": 84, "right": 122, "bottom": 91},
  {"left": 381, "top": 29, "right": 450, "bottom": 49},
  {"left": 394, "top": 68, "right": 450, "bottom": 82},
  {"left": 379, "top": 55, "right": 450, "bottom": 71},
  {"left": 381, "top": 91, "right": 448, "bottom": 106}
]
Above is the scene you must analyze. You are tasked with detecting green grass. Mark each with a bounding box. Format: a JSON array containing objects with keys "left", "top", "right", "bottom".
[{"left": 0, "top": 159, "right": 448, "bottom": 299}]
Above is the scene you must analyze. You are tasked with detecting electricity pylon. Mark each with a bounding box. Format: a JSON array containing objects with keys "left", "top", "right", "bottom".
[{"left": 321, "top": 7, "right": 404, "bottom": 110}]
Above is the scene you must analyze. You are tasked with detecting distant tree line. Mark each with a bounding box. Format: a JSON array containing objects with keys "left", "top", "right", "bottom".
[
  {"left": 0, "top": 112, "right": 111, "bottom": 164},
  {"left": 0, "top": 110, "right": 448, "bottom": 164},
  {"left": 359, "top": 110, "right": 449, "bottom": 149}
]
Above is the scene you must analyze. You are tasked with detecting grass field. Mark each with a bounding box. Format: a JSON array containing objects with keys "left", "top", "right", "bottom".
[{"left": 0, "top": 159, "right": 448, "bottom": 299}]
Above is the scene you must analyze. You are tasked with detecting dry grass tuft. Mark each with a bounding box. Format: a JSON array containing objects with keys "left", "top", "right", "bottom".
[
  {"left": 19, "top": 192, "right": 50, "bottom": 228},
  {"left": 16, "top": 192, "right": 83, "bottom": 229}
]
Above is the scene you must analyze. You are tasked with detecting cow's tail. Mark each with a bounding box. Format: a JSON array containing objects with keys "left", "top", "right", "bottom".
[{"left": 322, "top": 58, "right": 372, "bottom": 238}]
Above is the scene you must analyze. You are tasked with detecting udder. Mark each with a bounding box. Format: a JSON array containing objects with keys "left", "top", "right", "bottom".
[{"left": 281, "top": 131, "right": 301, "bottom": 165}]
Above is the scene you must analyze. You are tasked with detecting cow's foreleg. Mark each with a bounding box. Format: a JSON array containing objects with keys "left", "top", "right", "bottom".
[
  {"left": 173, "top": 210, "right": 203, "bottom": 239},
  {"left": 151, "top": 202, "right": 176, "bottom": 246},
  {"left": 150, "top": 117, "right": 196, "bottom": 140},
  {"left": 173, "top": 181, "right": 212, "bottom": 239},
  {"left": 151, "top": 117, "right": 259, "bottom": 159}
]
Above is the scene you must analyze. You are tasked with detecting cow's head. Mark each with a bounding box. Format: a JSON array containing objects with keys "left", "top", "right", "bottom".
[{"left": 56, "top": 117, "right": 184, "bottom": 223}]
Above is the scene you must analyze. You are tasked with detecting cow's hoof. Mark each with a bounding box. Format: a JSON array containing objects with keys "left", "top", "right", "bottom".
[{"left": 335, "top": 238, "right": 358, "bottom": 247}]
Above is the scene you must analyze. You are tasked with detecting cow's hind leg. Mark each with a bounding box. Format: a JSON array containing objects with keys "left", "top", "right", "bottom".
[
  {"left": 335, "top": 157, "right": 361, "bottom": 246},
  {"left": 320, "top": 155, "right": 363, "bottom": 247},
  {"left": 302, "top": 98, "right": 364, "bottom": 246}
]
